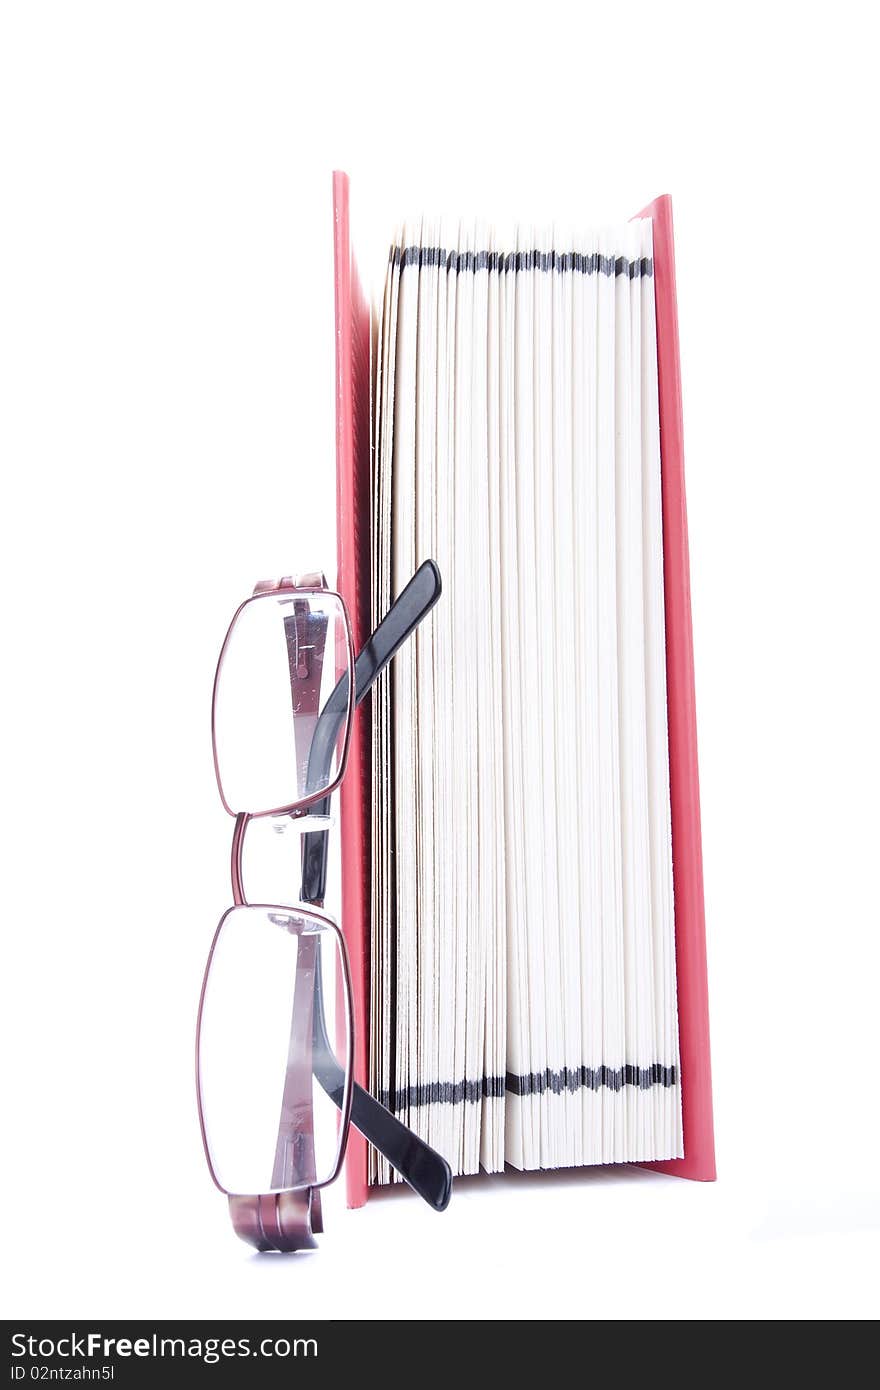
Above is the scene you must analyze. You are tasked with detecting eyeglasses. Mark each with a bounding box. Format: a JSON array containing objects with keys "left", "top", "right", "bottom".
[{"left": 197, "top": 560, "right": 452, "bottom": 1251}]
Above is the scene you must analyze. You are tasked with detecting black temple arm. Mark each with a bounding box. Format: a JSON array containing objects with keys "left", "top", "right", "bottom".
[
  {"left": 300, "top": 559, "right": 442, "bottom": 901},
  {"left": 301, "top": 560, "right": 451, "bottom": 1211},
  {"left": 311, "top": 952, "right": 451, "bottom": 1212}
]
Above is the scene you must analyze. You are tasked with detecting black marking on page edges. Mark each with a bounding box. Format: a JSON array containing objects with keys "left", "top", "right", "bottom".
[
  {"left": 392, "top": 245, "right": 653, "bottom": 279},
  {"left": 380, "top": 1063, "right": 677, "bottom": 1112}
]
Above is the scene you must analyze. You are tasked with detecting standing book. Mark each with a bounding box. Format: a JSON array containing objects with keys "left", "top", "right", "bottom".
[{"left": 332, "top": 170, "right": 715, "bottom": 1207}]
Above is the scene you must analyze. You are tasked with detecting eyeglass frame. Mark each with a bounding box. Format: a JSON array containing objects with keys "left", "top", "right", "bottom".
[{"left": 196, "top": 560, "right": 451, "bottom": 1252}]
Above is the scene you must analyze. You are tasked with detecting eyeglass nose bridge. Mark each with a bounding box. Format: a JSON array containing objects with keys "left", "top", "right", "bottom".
[
  {"left": 231, "top": 812, "right": 250, "bottom": 907},
  {"left": 230, "top": 810, "right": 335, "bottom": 907}
]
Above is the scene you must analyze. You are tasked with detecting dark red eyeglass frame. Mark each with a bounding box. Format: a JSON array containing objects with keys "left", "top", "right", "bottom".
[
  {"left": 197, "top": 560, "right": 452, "bottom": 1252},
  {"left": 211, "top": 575, "right": 357, "bottom": 823}
]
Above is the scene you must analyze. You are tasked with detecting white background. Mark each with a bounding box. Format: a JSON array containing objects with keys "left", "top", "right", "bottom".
[{"left": 2, "top": 1, "right": 878, "bottom": 1322}]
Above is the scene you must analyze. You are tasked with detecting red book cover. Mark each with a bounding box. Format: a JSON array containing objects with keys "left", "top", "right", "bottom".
[
  {"left": 332, "top": 170, "right": 372, "bottom": 1206},
  {"left": 636, "top": 195, "right": 715, "bottom": 1181}
]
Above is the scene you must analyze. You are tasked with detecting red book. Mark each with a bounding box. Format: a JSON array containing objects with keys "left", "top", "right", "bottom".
[{"left": 333, "top": 172, "right": 715, "bottom": 1207}]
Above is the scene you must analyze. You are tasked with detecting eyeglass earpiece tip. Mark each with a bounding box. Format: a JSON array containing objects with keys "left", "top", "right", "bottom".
[
  {"left": 417, "top": 557, "right": 443, "bottom": 603},
  {"left": 435, "top": 1158, "right": 453, "bottom": 1212},
  {"left": 413, "top": 1148, "right": 453, "bottom": 1212}
]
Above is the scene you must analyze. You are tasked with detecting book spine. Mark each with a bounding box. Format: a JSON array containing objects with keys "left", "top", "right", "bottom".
[{"left": 333, "top": 170, "right": 372, "bottom": 1207}]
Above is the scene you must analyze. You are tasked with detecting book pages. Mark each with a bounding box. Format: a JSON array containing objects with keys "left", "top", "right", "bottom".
[{"left": 370, "top": 216, "right": 683, "bottom": 1179}]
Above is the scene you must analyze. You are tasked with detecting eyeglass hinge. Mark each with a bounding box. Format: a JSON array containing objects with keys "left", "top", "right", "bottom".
[{"left": 228, "top": 1187, "right": 322, "bottom": 1253}]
